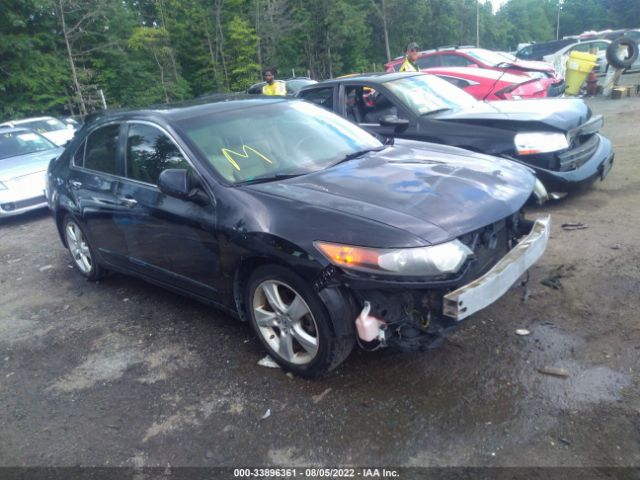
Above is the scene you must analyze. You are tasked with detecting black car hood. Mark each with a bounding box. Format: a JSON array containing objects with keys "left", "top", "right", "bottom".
[
  {"left": 246, "top": 144, "right": 535, "bottom": 245},
  {"left": 437, "top": 98, "right": 590, "bottom": 132}
]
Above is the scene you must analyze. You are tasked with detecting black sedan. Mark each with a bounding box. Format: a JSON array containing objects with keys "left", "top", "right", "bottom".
[
  {"left": 46, "top": 96, "right": 549, "bottom": 378},
  {"left": 297, "top": 72, "right": 614, "bottom": 195}
]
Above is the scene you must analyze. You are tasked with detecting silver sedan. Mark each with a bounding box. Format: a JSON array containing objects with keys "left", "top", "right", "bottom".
[{"left": 0, "top": 128, "right": 63, "bottom": 218}]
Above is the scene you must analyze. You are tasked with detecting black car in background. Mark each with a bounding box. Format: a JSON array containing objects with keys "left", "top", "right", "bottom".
[
  {"left": 246, "top": 77, "right": 317, "bottom": 95},
  {"left": 297, "top": 72, "right": 614, "bottom": 195},
  {"left": 46, "top": 96, "right": 549, "bottom": 377}
]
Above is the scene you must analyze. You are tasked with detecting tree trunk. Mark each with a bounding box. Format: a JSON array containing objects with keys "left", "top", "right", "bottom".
[
  {"left": 213, "top": 0, "right": 229, "bottom": 90},
  {"left": 56, "top": 0, "right": 87, "bottom": 116},
  {"left": 255, "top": 0, "right": 263, "bottom": 71},
  {"left": 204, "top": 22, "right": 218, "bottom": 79},
  {"left": 152, "top": 50, "right": 170, "bottom": 103},
  {"left": 381, "top": 0, "right": 391, "bottom": 62}
]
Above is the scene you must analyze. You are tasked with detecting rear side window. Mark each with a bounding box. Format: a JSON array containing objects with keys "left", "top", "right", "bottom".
[
  {"left": 416, "top": 56, "right": 440, "bottom": 68},
  {"left": 438, "top": 54, "right": 474, "bottom": 67},
  {"left": 73, "top": 140, "right": 86, "bottom": 166},
  {"left": 299, "top": 87, "right": 334, "bottom": 111},
  {"left": 84, "top": 124, "right": 120, "bottom": 174},
  {"left": 437, "top": 76, "right": 471, "bottom": 89},
  {"left": 126, "top": 123, "right": 190, "bottom": 185}
]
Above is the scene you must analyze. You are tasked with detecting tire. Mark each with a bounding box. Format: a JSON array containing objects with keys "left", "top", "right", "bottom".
[
  {"left": 62, "top": 214, "right": 108, "bottom": 281},
  {"left": 245, "top": 264, "right": 355, "bottom": 378},
  {"left": 606, "top": 38, "right": 639, "bottom": 69}
]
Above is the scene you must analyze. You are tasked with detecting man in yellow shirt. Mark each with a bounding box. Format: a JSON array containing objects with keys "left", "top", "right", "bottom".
[
  {"left": 399, "top": 42, "right": 420, "bottom": 72},
  {"left": 262, "top": 68, "right": 287, "bottom": 96}
]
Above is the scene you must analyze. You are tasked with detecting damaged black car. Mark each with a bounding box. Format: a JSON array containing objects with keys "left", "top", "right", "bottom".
[
  {"left": 46, "top": 97, "right": 549, "bottom": 378},
  {"left": 297, "top": 72, "right": 614, "bottom": 196}
]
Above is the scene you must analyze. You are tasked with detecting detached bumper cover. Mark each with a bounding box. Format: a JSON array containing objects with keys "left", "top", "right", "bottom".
[{"left": 443, "top": 215, "right": 550, "bottom": 321}]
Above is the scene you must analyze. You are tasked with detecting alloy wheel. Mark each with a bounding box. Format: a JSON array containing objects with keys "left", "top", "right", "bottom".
[
  {"left": 252, "top": 280, "right": 319, "bottom": 365},
  {"left": 65, "top": 221, "right": 93, "bottom": 275}
]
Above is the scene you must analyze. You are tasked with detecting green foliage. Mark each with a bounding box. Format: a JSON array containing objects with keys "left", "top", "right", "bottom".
[
  {"left": 0, "top": 0, "right": 636, "bottom": 119},
  {"left": 225, "top": 15, "right": 260, "bottom": 91}
]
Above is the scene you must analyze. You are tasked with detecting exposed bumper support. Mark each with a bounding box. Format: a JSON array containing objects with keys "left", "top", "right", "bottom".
[{"left": 443, "top": 215, "right": 551, "bottom": 321}]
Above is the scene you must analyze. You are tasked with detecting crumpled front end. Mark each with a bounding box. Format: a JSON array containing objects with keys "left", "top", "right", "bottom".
[{"left": 321, "top": 212, "right": 550, "bottom": 352}]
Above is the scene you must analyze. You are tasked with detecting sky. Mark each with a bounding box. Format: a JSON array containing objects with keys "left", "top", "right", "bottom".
[{"left": 490, "top": 0, "right": 509, "bottom": 12}]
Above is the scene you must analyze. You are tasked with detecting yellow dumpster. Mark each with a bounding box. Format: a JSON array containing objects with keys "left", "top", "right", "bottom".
[{"left": 564, "top": 51, "right": 598, "bottom": 95}]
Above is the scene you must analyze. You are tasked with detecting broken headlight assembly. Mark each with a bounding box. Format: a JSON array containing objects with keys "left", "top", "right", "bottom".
[
  {"left": 514, "top": 132, "right": 569, "bottom": 155},
  {"left": 314, "top": 240, "right": 473, "bottom": 276}
]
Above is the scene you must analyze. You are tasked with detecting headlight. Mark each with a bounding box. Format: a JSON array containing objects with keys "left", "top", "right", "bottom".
[
  {"left": 514, "top": 132, "right": 569, "bottom": 155},
  {"left": 0, "top": 181, "right": 7, "bottom": 190},
  {"left": 314, "top": 240, "right": 473, "bottom": 276}
]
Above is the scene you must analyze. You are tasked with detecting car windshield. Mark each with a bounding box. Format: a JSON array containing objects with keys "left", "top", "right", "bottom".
[
  {"left": 465, "top": 49, "right": 515, "bottom": 66},
  {"left": 384, "top": 74, "right": 477, "bottom": 116},
  {"left": 177, "top": 100, "right": 382, "bottom": 184},
  {"left": 17, "top": 118, "right": 67, "bottom": 133},
  {"left": 0, "top": 131, "right": 56, "bottom": 160}
]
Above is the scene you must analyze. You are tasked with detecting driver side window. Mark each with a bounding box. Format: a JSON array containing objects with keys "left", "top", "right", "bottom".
[{"left": 345, "top": 86, "right": 401, "bottom": 125}]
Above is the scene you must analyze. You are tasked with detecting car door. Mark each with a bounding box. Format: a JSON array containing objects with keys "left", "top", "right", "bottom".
[
  {"left": 115, "top": 121, "right": 219, "bottom": 299},
  {"left": 338, "top": 84, "right": 416, "bottom": 140},
  {"left": 67, "top": 123, "right": 129, "bottom": 268}
]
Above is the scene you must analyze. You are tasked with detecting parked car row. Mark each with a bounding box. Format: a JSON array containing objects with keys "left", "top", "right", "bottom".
[
  {"left": 385, "top": 46, "right": 566, "bottom": 99},
  {"left": 297, "top": 72, "right": 613, "bottom": 195},
  {"left": 2, "top": 58, "right": 615, "bottom": 378}
]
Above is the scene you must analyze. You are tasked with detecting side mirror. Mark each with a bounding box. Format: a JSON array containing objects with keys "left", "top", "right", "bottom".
[
  {"left": 158, "top": 168, "right": 209, "bottom": 205},
  {"left": 379, "top": 115, "right": 410, "bottom": 132},
  {"left": 159, "top": 168, "right": 190, "bottom": 199}
]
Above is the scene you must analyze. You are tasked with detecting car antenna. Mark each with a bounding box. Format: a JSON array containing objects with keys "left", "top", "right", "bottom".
[{"left": 483, "top": 69, "right": 508, "bottom": 102}]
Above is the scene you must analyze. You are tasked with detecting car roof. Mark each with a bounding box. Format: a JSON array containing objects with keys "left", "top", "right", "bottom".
[
  {"left": 83, "top": 94, "right": 294, "bottom": 126},
  {"left": 0, "top": 126, "right": 39, "bottom": 135},
  {"left": 303, "top": 72, "right": 423, "bottom": 87},
  {"left": 1, "top": 116, "right": 57, "bottom": 125}
]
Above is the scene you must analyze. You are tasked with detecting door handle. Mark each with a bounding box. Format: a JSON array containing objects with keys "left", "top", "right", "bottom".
[
  {"left": 69, "top": 180, "right": 82, "bottom": 189},
  {"left": 119, "top": 196, "right": 138, "bottom": 208}
]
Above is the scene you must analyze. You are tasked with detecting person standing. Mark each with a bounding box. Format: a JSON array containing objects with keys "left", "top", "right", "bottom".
[
  {"left": 399, "top": 42, "right": 420, "bottom": 72},
  {"left": 261, "top": 68, "right": 287, "bottom": 96}
]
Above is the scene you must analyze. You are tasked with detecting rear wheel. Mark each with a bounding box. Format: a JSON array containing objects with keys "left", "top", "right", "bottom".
[
  {"left": 245, "top": 265, "right": 354, "bottom": 378},
  {"left": 63, "top": 215, "right": 107, "bottom": 280}
]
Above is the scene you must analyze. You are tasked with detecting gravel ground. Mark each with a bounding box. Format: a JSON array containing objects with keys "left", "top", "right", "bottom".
[{"left": 0, "top": 93, "right": 639, "bottom": 471}]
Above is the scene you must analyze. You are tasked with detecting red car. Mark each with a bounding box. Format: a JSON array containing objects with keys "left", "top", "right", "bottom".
[
  {"left": 386, "top": 47, "right": 565, "bottom": 97},
  {"left": 425, "top": 67, "right": 550, "bottom": 100}
]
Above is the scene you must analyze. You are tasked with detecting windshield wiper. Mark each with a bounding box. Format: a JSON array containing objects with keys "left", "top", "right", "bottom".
[
  {"left": 421, "top": 108, "right": 452, "bottom": 116},
  {"left": 235, "top": 173, "right": 304, "bottom": 186},
  {"left": 331, "top": 146, "right": 386, "bottom": 167}
]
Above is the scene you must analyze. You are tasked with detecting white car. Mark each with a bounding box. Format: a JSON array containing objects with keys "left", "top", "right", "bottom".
[
  {"left": 544, "top": 38, "right": 640, "bottom": 77},
  {"left": 0, "top": 116, "right": 76, "bottom": 147}
]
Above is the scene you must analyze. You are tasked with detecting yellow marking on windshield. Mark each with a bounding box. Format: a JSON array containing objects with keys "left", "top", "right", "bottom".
[{"left": 221, "top": 145, "right": 273, "bottom": 171}]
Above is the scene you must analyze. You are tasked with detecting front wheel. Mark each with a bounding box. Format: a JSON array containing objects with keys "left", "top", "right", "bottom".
[
  {"left": 63, "top": 215, "right": 108, "bottom": 281},
  {"left": 245, "top": 265, "right": 354, "bottom": 378}
]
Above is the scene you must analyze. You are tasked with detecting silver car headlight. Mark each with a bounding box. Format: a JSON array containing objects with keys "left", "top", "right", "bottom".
[
  {"left": 514, "top": 132, "right": 569, "bottom": 155},
  {"left": 315, "top": 240, "right": 473, "bottom": 276}
]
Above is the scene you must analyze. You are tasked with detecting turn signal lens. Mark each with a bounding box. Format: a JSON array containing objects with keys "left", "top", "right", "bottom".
[{"left": 314, "top": 242, "right": 381, "bottom": 271}]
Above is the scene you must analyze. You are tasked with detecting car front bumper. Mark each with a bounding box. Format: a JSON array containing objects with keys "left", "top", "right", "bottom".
[
  {"left": 519, "top": 134, "right": 614, "bottom": 193},
  {"left": 443, "top": 215, "right": 550, "bottom": 320},
  {"left": 0, "top": 171, "right": 48, "bottom": 218}
]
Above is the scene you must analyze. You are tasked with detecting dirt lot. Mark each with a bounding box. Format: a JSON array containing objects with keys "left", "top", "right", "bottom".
[{"left": 1, "top": 94, "right": 639, "bottom": 471}]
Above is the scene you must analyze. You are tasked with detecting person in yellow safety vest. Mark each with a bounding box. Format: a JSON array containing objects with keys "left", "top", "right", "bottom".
[
  {"left": 261, "top": 68, "right": 287, "bottom": 96},
  {"left": 399, "top": 42, "right": 420, "bottom": 72}
]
